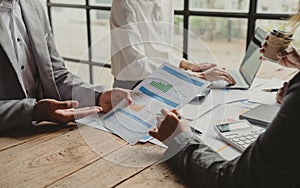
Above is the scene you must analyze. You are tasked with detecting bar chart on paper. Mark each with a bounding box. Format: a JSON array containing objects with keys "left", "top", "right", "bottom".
[
  {"left": 149, "top": 81, "right": 173, "bottom": 93},
  {"left": 135, "top": 65, "right": 209, "bottom": 109},
  {"left": 103, "top": 64, "right": 210, "bottom": 145}
]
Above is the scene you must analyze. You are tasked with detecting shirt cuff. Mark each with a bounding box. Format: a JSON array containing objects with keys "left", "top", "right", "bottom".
[{"left": 163, "top": 131, "right": 193, "bottom": 161}]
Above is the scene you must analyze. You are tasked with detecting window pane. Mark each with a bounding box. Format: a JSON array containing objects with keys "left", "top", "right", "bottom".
[
  {"left": 93, "top": 66, "right": 114, "bottom": 88},
  {"left": 188, "top": 17, "right": 248, "bottom": 69},
  {"left": 50, "top": 0, "right": 85, "bottom": 5},
  {"left": 173, "top": 0, "right": 184, "bottom": 10},
  {"left": 173, "top": 15, "right": 184, "bottom": 60},
  {"left": 91, "top": 10, "right": 111, "bottom": 63},
  {"left": 90, "top": 0, "right": 112, "bottom": 6},
  {"left": 51, "top": 8, "right": 88, "bottom": 60},
  {"left": 256, "top": 19, "right": 300, "bottom": 47},
  {"left": 257, "top": 0, "right": 298, "bottom": 14},
  {"left": 189, "top": 0, "right": 249, "bottom": 12},
  {"left": 65, "top": 61, "right": 90, "bottom": 83}
]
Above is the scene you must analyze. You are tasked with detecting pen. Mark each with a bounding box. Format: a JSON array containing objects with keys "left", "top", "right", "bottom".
[
  {"left": 262, "top": 88, "right": 279, "bottom": 92},
  {"left": 171, "top": 109, "right": 182, "bottom": 119},
  {"left": 190, "top": 88, "right": 211, "bottom": 103},
  {"left": 190, "top": 126, "right": 202, "bottom": 135}
]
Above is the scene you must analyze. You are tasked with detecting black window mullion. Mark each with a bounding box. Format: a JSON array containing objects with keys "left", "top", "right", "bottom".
[
  {"left": 246, "top": 0, "right": 258, "bottom": 49},
  {"left": 46, "top": 0, "right": 53, "bottom": 32},
  {"left": 86, "top": 0, "right": 94, "bottom": 84},
  {"left": 183, "top": 0, "right": 189, "bottom": 60}
]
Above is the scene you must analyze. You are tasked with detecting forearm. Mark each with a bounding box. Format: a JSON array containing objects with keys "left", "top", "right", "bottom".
[
  {"left": 167, "top": 126, "right": 300, "bottom": 188},
  {"left": 0, "top": 99, "right": 35, "bottom": 131},
  {"left": 46, "top": 30, "right": 103, "bottom": 107},
  {"left": 167, "top": 133, "right": 226, "bottom": 188}
]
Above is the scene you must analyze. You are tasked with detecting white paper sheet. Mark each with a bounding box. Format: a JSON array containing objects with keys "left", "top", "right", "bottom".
[
  {"left": 103, "top": 63, "right": 210, "bottom": 145},
  {"left": 181, "top": 89, "right": 248, "bottom": 120},
  {"left": 77, "top": 113, "right": 110, "bottom": 133}
]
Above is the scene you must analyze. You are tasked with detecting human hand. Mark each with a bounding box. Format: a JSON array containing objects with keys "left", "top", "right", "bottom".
[
  {"left": 180, "top": 59, "right": 217, "bottom": 72},
  {"left": 194, "top": 67, "right": 236, "bottom": 85},
  {"left": 98, "top": 88, "right": 132, "bottom": 113},
  {"left": 277, "top": 47, "right": 300, "bottom": 69},
  {"left": 32, "top": 99, "right": 102, "bottom": 123},
  {"left": 149, "top": 109, "right": 191, "bottom": 144},
  {"left": 276, "top": 82, "right": 289, "bottom": 104},
  {"left": 260, "top": 36, "right": 300, "bottom": 69}
]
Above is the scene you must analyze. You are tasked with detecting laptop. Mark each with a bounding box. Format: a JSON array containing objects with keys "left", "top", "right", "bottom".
[{"left": 212, "top": 27, "right": 267, "bottom": 89}]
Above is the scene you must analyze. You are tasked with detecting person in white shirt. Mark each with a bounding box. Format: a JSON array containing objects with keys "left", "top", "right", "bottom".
[
  {"left": 0, "top": 0, "right": 132, "bottom": 131},
  {"left": 110, "top": 0, "right": 236, "bottom": 89}
]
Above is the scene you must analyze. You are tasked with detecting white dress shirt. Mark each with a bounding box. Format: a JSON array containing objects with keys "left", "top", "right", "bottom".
[
  {"left": 110, "top": 0, "right": 182, "bottom": 81},
  {"left": 0, "top": 0, "right": 37, "bottom": 98}
]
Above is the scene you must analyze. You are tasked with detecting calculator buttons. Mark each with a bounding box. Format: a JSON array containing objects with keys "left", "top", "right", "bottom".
[{"left": 215, "top": 121, "right": 265, "bottom": 152}]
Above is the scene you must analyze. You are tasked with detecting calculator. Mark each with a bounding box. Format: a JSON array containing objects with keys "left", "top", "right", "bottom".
[{"left": 214, "top": 120, "right": 265, "bottom": 152}]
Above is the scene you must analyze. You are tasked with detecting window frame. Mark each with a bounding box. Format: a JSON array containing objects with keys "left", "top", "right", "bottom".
[{"left": 46, "top": 0, "right": 292, "bottom": 84}]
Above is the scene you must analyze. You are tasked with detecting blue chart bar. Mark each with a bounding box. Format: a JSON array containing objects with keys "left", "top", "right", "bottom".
[
  {"left": 104, "top": 108, "right": 152, "bottom": 129},
  {"left": 162, "top": 66, "right": 205, "bottom": 87},
  {"left": 139, "top": 86, "right": 179, "bottom": 108}
]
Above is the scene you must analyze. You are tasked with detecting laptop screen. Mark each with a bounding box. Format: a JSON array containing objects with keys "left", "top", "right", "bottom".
[{"left": 239, "top": 27, "right": 267, "bottom": 85}]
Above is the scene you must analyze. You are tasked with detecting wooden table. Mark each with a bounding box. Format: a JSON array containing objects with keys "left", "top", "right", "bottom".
[{"left": 0, "top": 62, "right": 298, "bottom": 188}]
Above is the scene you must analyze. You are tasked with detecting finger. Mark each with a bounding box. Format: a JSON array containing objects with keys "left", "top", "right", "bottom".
[
  {"left": 265, "top": 35, "right": 269, "bottom": 40},
  {"left": 73, "top": 106, "right": 103, "bottom": 113},
  {"left": 61, "top": 108, "right": 102, "bottom": 120},
  {"left": 284, "top": 47, "right": 296, "bottom": 54},
  {"left": 259, "top": 55, "right": 267, "bottom": 61},
  {"left": 149, "top": 131, "right": 159, "bottom": 140},
  {"left": 220, "top": 76, "right": 235, "bottom": 85},
  {"left": 161, "top": 108, "right": 170, "bottom": 117},
  {"left": 171, "top": 109, "right": 180, "bottom": 116},
  {"left": 259, "top": 48, "right": 265, "bottom": 53},
  {"left": 207, "top": 63, "right": 217, "bottom": 69},
  {"left": 73, "top": 108, "right": 102, "bottom": 119},
  {"left": 55, "top": 100, "right": 79, "bottom": 109},
  {"left": 278, "top": 59, "right": 286, "bottom": 67},
  {"left": 126, "top": 91, "right": 133, "bottom": 104},
  {"left": 220, "top": 71, "right": 236, "bottom": 84},
  {"left": 279, "top": 47, "right": 295, "bottom": 57},
  {"left": 262, "top": 42, "right": 267, "bottom": 49}
]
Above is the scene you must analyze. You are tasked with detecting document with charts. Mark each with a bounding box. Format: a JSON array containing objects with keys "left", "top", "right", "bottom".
[{"left": 103, "top": 63, "right": 210, "bottom": 144}]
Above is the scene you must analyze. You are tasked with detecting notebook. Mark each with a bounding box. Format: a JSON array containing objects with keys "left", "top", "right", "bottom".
[{"left": 239, "top": 104, "right": 280, "bottom": 127}]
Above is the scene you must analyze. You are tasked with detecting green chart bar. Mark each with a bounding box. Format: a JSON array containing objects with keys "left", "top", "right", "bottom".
[{"left": 150, "top": 81, "right": 173, "bottom": 93}]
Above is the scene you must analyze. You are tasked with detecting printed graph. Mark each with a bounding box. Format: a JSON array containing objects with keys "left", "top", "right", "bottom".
[
  {"left": 128, "top": 103, "right": 145, "bottom": 112},
  {"left": 149, "top": 81, "right": 173, "bottom": 93}
]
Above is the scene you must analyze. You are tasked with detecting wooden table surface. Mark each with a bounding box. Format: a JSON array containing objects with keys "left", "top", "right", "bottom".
[{"left": 0, "top": 62, "right": 298, "bottom": 188}]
